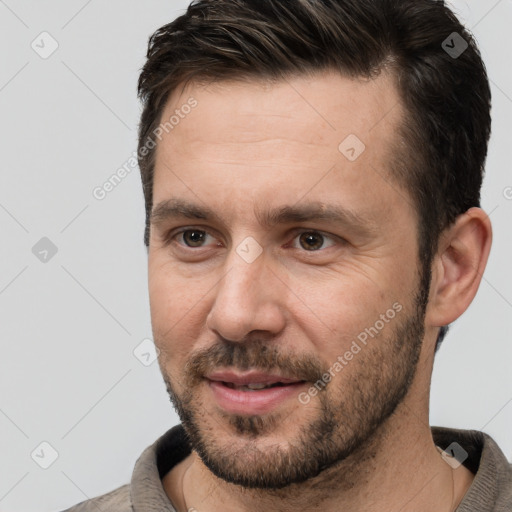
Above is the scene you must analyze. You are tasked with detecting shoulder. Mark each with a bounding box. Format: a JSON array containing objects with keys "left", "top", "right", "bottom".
[
  {"left": 58, "top": 425, "right": 189, "bottom": 512},
  {"left": 59, "top": 484, "right": 132, "bottom": 511},
  {"left": 432, "top": 426, "right": 512, "bottom": 510}
]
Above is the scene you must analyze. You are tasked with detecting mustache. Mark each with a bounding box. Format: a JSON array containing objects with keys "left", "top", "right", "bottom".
[{"left": 184, "top": 339, "right": 327, "bottom": 385}]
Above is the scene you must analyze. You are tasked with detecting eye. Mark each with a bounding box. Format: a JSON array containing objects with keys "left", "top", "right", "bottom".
[
  {"left": 292, "top": 231, "right": 336, "bottom": 251},
  {"left": 176, "top": 229, "right": 217, "bottom": 248}
]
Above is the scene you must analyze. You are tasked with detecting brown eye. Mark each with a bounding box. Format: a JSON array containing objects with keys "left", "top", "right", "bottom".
[
  {"left": 298, "top": 232, "right": 325, "bottom": 251},
  {"left": 182, "top": 230, "right": 207, "bottom": 247}
]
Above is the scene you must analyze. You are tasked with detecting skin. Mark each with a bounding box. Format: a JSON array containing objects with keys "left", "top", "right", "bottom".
[{"left": 147, "top": 70, "right": 492, "bottom": 512}]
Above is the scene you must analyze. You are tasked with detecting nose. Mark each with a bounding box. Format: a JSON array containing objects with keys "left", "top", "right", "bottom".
[{"left": 206, "top": 249, "right": 286, "bottom": 342}]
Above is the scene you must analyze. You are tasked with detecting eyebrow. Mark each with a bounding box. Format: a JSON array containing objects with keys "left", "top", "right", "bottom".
[
  {"left": 150, "top": 198, "right": 377, "bottom": 236},
  {"left": 150, "top": 199, "right": 221, "bottom": 225}
]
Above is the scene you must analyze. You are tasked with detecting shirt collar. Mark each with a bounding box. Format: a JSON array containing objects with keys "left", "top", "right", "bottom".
[{"left": 129, "top": 424, "right": 509, "bottom": 511}]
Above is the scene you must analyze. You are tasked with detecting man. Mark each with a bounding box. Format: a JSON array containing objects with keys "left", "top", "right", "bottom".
[{"left": 63, "top": 0, "right": 511, "bottom": 510}]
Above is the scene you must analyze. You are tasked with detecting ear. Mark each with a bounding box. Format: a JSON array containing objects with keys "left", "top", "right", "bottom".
[{"left": 426, "top": 207, "right": 492, "bottom": 328}]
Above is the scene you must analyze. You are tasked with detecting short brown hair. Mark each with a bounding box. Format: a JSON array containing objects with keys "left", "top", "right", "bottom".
[{"left": 137, "top": 0, "right": 491, "bottom": 350}]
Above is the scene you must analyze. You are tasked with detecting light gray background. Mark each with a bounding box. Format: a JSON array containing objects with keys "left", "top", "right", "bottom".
[{"left": 0, "top": 1, "right": 510, "bottom": 511}]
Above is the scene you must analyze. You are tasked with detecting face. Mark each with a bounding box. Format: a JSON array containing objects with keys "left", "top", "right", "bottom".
[{"left": 148, "top": 71, "right": 427, "bottom": 489}]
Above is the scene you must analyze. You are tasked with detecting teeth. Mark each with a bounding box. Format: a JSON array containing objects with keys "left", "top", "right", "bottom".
[
  {"left": 246, "top": 383, "right": 268, "bottom": 390},
  {"left": 218, "top": 381, "right": 301, "bottom": 391},
  {"left": 223, "top": 382, "right": 277, "bottom": 391}
]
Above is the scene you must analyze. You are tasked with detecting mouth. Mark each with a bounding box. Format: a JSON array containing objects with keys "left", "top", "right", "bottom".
[
  {"left": 205, "top": 370, "right": 308, "bottom": 414},
  {"left": 220, "top": 381, "right": 303, "bottom": 391},
  {"left": 206, "top": 370, "right": 305, "bottom": 389}
]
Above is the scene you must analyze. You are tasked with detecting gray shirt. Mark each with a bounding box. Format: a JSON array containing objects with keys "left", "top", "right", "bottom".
[{"left": 61, "top": 425, "right": 512, "bottom": 511}]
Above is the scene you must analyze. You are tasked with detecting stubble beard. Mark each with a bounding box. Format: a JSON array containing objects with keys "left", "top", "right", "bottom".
[{"left": 159, "top": 287, "right": 426, "bottom": 490}]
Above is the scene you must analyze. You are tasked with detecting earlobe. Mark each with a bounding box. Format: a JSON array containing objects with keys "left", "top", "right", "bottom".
[{"left": 427, "top": 207, "right": 492, "bottom": 328}]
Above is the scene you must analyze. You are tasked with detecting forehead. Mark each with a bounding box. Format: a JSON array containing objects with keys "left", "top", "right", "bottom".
[
  {"left": 160, "top": 69, "right": 401, "bottom": 150},
  {"left": 152, "top": 69, "right": 411, "bottom": 226}
]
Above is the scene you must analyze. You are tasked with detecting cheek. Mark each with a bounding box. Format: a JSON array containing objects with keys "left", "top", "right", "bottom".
[
  {"left": 148, "top": 258, "right": 213, "bottom": 354},
  {"left": 287, "top": 269, "right": 405, "bottom": 355}
]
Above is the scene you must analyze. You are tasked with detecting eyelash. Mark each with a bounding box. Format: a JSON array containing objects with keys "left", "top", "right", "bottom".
[{"left": 166, "top": 228, "right": 340, "bottom": 252}]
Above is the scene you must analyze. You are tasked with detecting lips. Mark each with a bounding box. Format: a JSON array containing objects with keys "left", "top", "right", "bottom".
[
  {"left": 223, "top": 382, "right": 287, "bottom": 391},
  {"left": 206, "top": 370, "right": 304, "bottom": 388},
  {"left": 205, "top": 370, "right": 307, "bottom": 415}
]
